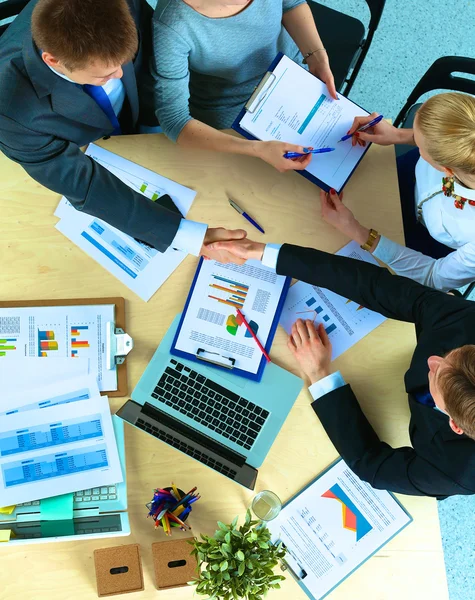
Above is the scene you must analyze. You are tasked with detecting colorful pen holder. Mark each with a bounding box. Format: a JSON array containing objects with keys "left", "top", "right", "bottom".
[{"left": 146, "top": 485, "right": 199, "bottom": 535}]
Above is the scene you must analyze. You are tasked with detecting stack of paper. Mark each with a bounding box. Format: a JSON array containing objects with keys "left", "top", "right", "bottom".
[
  {"left": 0, "top": 365, "right": 122, "bottom": 507},
  {"left": 55, "top": 144, "right": 197, "bottom": 301}
]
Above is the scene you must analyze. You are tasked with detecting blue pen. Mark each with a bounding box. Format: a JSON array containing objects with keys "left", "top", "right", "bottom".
[
  {"left": 283, "top": 147, "right": 335, "bottom": 159},
  {"left": 228, "top": 198, "right": 265, "bottom": 234},
  {"left": 338, "top": 114, "right": 384, "bottom": 142}
]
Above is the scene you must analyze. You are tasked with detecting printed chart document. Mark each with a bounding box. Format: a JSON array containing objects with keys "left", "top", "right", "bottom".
[
  {"left": 0, "top": 304, "right": 116, "bottom": 391},
  {"left": 238, "top": 55, "right": 370, "bottom": 192},
  {"left": 55, "top": 144, "right": 197, "bottom": 301},
  {"left": 174, "top": 259, "right": 287, "bottom": 375},
  {"left": 269, "top": 459, "right": 412, "bottom": 600},
  {"left": 0, "top": 375, "right": 100, "bottom": 417},
  {"left": 280, "top": 241, "right": 386, "bottom": 360},
  {"left": 0, "top": 392, "right": 122, "bottom": 506}
]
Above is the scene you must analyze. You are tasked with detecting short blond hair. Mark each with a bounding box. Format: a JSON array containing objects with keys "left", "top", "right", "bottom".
[{"left": 416, "top": 92, "right": 475, "bottom": 175}]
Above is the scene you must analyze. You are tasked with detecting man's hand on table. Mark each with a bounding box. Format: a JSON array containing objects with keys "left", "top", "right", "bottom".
[
  {"left": 288, "top": 319, "right": 333, "bottom": 387},
  {"left": 205, "top": 237, "right": 266, "bottom": 262},
  {"left": 200, "top": 227, "right": 249, "bottom": 264}
]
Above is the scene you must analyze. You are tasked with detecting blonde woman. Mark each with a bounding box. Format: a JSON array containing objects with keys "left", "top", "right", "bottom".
[{"left": 319, "top": 92, "right": 475, "bottom": 292}]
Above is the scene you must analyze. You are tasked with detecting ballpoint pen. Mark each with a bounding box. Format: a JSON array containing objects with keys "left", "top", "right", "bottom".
[
  {"left": 228, "top": 198, "right": 265, "bottom": 234},
  {"left": 236, "top": 308, "right": 271, "bottom": 363},
  {"left": 338, "top": 114, "right": 384, "bottom": 142},
  {"left": 283, "top": 147, "right": 335, "bottom": 159}
]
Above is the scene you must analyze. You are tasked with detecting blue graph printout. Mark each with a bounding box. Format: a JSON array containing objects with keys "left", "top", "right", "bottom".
[
  {"left": 0, "top": 415, "right": 103, "bottom": 457},
  {"left": 2, "top": 445, "right": 109, "bottom": 487},
  {"left": 0, "top": 388, "right": 92, "bottom": 417}
]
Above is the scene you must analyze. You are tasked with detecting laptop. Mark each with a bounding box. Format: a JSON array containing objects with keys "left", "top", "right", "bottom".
[
  {"left": 0, "top": 416, "right": 129, "bottom": 545},
  {"left": 117, "top": 315, "right": 303, "bottom": 490}
]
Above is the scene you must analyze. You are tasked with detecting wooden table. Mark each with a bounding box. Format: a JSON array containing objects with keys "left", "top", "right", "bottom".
[{"left": 0, "top": 134, "right": 448, "bottom": 600}]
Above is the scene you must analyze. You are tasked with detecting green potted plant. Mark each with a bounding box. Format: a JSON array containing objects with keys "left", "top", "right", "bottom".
[{"left": 189, "top": 510, "right": 286, "bottom": 600}]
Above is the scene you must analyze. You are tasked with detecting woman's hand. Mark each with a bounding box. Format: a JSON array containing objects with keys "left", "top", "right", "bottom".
[
  {"left": 255, "top": 141, "right": 313, "bottom": 173},
  {"left": 320, "top": 189, "right": 370, "bottom": 246},
  {"left": 306, "top": 50, "right": 338, "bottom": 100},
  {"left": 348, "top": 112, "right": 403, "bottom": 147}
]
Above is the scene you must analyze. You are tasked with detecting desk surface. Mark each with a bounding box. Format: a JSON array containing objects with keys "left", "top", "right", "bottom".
[{"left": 0, "top": 134, "right": 448, "bottom": 600}]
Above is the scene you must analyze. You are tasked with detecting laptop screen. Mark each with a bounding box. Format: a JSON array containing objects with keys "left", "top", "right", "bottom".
[{"left": 0, "top": 514, "right": 123, "bottom": 540}]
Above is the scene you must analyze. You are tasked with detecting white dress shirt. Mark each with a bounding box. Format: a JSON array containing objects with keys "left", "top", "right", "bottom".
[
  {"left": 48, "top": 65, "right": 207, "bottom": 256},
  {"left": 373, "top": 157, "right": 475, "bottom": 291}
]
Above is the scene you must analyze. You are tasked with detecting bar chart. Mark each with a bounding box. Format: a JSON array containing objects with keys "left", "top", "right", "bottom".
[
  {"left": 38, "top": 329, "right": 59, "bottom": 357},
  {"left": 70, "top": 325, "right": 91, "bottom": 357},
  {"left": 208, "top": 275, "right": 249, "bottom": 309},
  {"left": 0, "top": 338, "right": 17, "bottom": 357},
  {"left": 296, "top": 296, "right": 337, "bottom": 335}
]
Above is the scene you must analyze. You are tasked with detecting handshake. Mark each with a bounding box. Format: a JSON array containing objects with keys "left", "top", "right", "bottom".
[{"left": 200, "top": 227, "right": 265, "bottom": 265}]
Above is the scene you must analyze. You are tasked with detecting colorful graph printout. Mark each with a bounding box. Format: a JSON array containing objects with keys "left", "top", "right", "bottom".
[
  {"left": 322, "top": 484, "right": 372, "bottom": 542},
  {"left": 208, "top": 275, "right": 249, "bottom": 309},
  {"left": 0, "top": 338, "right": 17, "bottom": 357}
]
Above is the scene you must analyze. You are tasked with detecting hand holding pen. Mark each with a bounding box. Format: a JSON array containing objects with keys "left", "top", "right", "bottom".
[
  {"left": 339, "top": 113, "right": 398, "bottom": 147},
  {"left": 283, "top": 147, "right": 335, "bottom": 159}
]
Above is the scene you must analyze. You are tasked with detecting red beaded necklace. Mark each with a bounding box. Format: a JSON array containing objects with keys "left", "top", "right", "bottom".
[{"left": 442, "top": 176, "right": 475, "bottom": 209}]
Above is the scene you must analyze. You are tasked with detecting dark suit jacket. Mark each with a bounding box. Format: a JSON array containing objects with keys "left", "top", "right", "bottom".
[
  {"left": 0, "top": 0, "right": 181, "bottom": 251},
  {"left": 277, "top": 244, "right": 475, "bottom": 498}
]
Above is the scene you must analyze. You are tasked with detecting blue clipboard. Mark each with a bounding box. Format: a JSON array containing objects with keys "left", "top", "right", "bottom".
[
  {"left": 232, "top": 52, "right": 372, "bottom": 193},
  {"left": 170, "top": 257, "right": 291, "bottom": 382},
  {"left": 275, "top": 458, "right": 413, "bottom": 600}
]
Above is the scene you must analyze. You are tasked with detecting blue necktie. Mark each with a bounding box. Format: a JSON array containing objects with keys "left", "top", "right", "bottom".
[
  {"left": 83, "top": 84, "right": 121, "bottom": 135},
  {"left": 413, "top": 388, "right": 436, "bottom": 408}
]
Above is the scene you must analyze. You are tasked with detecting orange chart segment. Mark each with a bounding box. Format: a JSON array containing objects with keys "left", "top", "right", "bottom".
[
  {"left": 208, "top": 275, "right": 249, "bottom": 309},
  {"left": 322, "top": 484, "right": 372, "bottom": 541}
]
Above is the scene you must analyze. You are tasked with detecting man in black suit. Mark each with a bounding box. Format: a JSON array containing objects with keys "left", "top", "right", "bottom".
[
  {"left": 207, "top": 236, "right": 475, "bottom": 498},
  {"left": 0, "top": 0, "right": 245, "bottom": 259}
]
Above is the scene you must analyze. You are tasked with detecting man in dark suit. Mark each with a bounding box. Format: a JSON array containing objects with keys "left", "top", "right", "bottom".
[
  {"left": 206, "top": 236, "right": 475, "bottom": 498},
  {"left": 0, "top": 0, "right": 245, "bottom": 259}
]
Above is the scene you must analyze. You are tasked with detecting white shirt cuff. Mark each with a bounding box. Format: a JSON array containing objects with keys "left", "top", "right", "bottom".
[
  {"left": 372, "top": 234, "right": 398, "bottom": 264},
  {"left": 309, "top": 371, "right": 346, "bottom": 401},
  {"left": 171, "top": 219, "right": 208, "bottom": 256},
  {"left": 261, "top": 243, "right": 282, "bottom": 269}
]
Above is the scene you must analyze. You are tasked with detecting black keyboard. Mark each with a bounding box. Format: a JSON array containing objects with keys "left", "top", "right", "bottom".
[{"left": 150, "top": 359, "right": 270, "bottom": 450}]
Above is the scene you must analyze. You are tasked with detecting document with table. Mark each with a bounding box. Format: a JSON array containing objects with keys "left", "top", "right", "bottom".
[
  {"left": 0, "top": 376, "right": 122, "bottom": 506},
  {"left": 269, "top": 459, "right": 412, "bottom": 600},
  {"left": 172, "top": 258, "right": 289, "bottom": 379},
  {"left": 280, "top": 241, "right": 387, "bottom": 359},
  {"left": 55, "top": 144, "right": 197, "bottom": 301},
  {"left": 234, "top": 54, "right": 370, "bottom": 192}
]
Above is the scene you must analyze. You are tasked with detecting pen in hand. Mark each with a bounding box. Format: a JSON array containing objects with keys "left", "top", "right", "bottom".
[
  {"left": 283, "top": 147, "right": 335, "bottom": 159},
  {"left": 338, "top": 114, "right": 384, "bottom": 143}
]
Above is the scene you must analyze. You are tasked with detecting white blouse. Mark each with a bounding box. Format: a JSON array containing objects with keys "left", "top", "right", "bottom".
[{"left": 373, "top": 157, "right": 475, "bottom": 291}]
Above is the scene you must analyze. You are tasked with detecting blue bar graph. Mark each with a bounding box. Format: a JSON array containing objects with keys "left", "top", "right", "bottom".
[
  {"left": 298, "top": 94, "right": 325, "bottom": 134},
  {"left": 1, "top": 388, "right": 92, "bottom": 417},
  {"left": 325, "top": 323, "right": 337, "bottom": 335},
  {"left": 3, "top": 446, "right": 109, "bottom": 487},
  {"left": 306, "top": 298, "right": 316, "bottom": 306}
]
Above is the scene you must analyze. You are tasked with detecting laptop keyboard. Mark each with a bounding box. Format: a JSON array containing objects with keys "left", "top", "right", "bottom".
[
  {"left": 17, "top": 486, "right": 117, "bottom": 508},
  {"left": 136, "top": 416, "right": 238, "bottom": 480},
  {"left": 151, "top": 359, "right": 270, "bottom": 450}
]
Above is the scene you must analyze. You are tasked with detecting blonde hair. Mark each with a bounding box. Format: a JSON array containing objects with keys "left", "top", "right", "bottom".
[{"left": 416, "top": 92, "right": 475, "bottom": 175}]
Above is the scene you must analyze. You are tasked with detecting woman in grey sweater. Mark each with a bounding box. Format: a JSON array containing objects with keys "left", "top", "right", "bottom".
[{"left": 152, "top": 0, "right": 336, "bottom": 173}]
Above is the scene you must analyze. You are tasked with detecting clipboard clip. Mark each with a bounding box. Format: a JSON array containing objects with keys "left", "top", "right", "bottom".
[
  {"left": 245, "top": 71, "right": 277, "bottom": 114},
  {"left": 196, "top": 348, "right": 235, "bottom": 369},
  {"left": 106, "top": 322, "right": 134, "bottom": 370}
]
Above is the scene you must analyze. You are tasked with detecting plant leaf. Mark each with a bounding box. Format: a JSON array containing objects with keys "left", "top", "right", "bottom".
[
  {"left": 235, "top": 550, "right": 245, "bottom": 561},
  {"left": 217, "top": 521, "right": 229, "bottom": 531},
  {"left": 238, "top": 561, "right": 245, "bottom": 576},
  {"left": 220, "top": 560, "right": 229, "bottom": 572}
]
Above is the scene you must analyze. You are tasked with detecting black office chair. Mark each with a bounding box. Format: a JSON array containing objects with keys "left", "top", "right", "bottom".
[
  {"left": 394, "top": 56, "right": 475, "bottom": 299},
  {"left": 0, "top": 0, "right": 29, "bottom": 36},
  {"left": 308, "top": 0, "right": 386, "bottom": 96}
]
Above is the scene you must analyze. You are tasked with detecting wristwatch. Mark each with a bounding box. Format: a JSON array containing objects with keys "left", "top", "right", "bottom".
[{"left": 360, "top": 229, "right": 379, "bottom": 251}]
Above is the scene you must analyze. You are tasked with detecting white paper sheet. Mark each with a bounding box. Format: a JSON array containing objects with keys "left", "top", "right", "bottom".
[
  {"left": 0, "top": 358, "right": 90, "bottom": 398},
  {"left": 280, "top": 241, "right": 386, "bottom": 360},
  {"left": 54, "top": 144, "right": 197, "bottom": 302},
  {"left": 239, "top": 55, "right": 370, "bottom": 192},
  {"left": 269, "top": 460, "right": 411, "bottom": 600},
  {"left": 0, "top": 375, "right": 100, "bottom": 416},
  {"left": 0, "top": 393, "right": 122, "bottom": 506},
  {"left": 174, "top": 259, "right": 287, "bottom": 375},
  {"left": 0, "top": 304, "right": 116, "bottom": 391}
]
